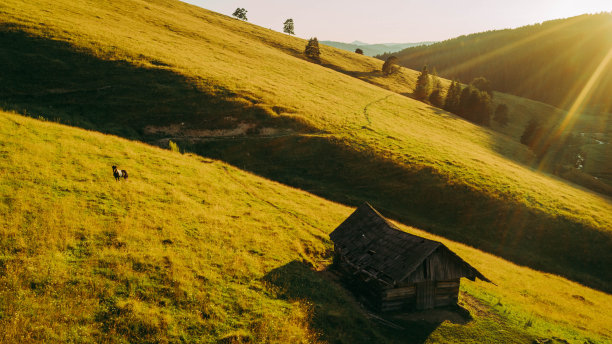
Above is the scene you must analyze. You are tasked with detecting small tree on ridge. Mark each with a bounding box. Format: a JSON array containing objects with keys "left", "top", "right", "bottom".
[
  {"left": 283, "top": 19, "right": 295, "bottom": 35},
  {"left": 232, "top": 8, "right": 248, "bottom": 21},
  {"left": 305, "top": 37, "right": 321, "bottom": 62}
]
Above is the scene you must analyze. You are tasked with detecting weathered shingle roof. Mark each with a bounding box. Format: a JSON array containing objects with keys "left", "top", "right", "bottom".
[{"left": 330, "top": 203, "right": 490, "bottom": 285}]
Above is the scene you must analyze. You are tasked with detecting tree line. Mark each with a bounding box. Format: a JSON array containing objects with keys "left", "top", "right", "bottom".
[
  {"left": 378, "top": 13, "right": 612, "bottom": 114},
  {"left": 384, "top": 56, "right": 509, "bottom": 128}
]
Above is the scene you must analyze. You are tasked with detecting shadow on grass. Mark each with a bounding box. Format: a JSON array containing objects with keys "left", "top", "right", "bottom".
[
  {"left": 0, "top": 26, "right": 316, "bottom": 139},
  {"left": 263, "top": 260, "right": 465, "bottom": 344},
  {"left": 333, "top": 69, "right": 382, "bottom": 79},
  {"left": 192, "top": 134, "right": 612, "bottom": 293}
]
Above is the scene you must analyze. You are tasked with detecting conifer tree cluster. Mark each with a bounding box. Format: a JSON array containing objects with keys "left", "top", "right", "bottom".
[{"left": 438, "top": 77, "right": 506, "bottom": 126}]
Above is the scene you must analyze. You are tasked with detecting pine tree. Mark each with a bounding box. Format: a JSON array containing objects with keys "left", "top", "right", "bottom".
[
  {"left": 283, "top": 19, "right": 295, "bottom": 35},
  {"left": 414, "top": 65, "right": 431, "bottom": 100},
  {"left": 429, "top": 89, "right": 443, "bottom": 107},
  {"left": 475, "top": 91, "right": 492, "bottom": 126},
  {"left": 458, "top": 85, "right": 471, "bottom": 116},
  {"left": 443, "top": 81, "right": 461, "bottom": 113},
  {"left": 304, "top": 37, "right": 321, "bottom": 62},
  {"left": 429, "top": 70, "right": 443, "bottom": 107}
]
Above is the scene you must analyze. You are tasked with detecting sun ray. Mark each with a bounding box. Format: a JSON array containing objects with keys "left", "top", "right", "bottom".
[
  {"left": 514, "top": 20, "right": 612, "bottom": 105},
  {"left": 436, "top": 15, "right": 592, "bottom": 77},
  {"left": 537, "top": 46, "right": 612, "bottom": 170}
]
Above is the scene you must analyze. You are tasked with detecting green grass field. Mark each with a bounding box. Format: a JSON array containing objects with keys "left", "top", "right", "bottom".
[
  {"left": 1, "top": 110, "right": 611, "bottom": 343},
  {"left": 1, "top": 0, "right": 612, "bottom": 341},
  {"left": 2, "top": 0, "right": 612, "bottom": 291}
]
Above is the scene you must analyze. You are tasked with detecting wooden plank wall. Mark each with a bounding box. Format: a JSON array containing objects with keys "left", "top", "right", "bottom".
[{"left": 335, "top": 250, "right": 461, "bottom": 312}]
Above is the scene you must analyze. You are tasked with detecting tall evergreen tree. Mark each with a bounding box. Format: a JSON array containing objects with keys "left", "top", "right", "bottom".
[
  {"left": 443, "top": 81, "right": 461, "bottom": 113},
  {"left": 458, "top": 86, "right": 471, "bottom": 116},
  {"left": 414, "top": 65, "right": 431, "bottom": 100},
  {"left": 474, "top": 91, "right": 492, "bottom": 126},
  {"left": 429, "top": 71, "right": 443, "bottom": 107}
]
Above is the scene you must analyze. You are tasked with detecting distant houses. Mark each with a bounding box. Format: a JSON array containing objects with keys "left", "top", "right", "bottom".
[{"left": 330, "top": 203, "right": 490, "bottom": 312}]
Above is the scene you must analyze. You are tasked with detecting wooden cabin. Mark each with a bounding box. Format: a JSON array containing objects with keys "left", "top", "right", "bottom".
[{"left": 330, "top": 203, "right": 491, "bottom": 312}]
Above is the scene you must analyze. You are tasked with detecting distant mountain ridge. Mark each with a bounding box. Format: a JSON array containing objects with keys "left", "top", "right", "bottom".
[
  {"left": 381, "top": 13, "right": 612, "bottom": 113},
  {"left": 320, "top": 40, "right": 435, "bottom": 56}
]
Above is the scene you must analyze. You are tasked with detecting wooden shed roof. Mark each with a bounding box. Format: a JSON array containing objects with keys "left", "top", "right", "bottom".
[{"left": 330, "top": 203, "right": 490, "bottom": 286}]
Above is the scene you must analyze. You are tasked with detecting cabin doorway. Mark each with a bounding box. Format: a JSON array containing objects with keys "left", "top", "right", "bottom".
[{"left": 416, "top": 281, "right": 436, "bottom": 310}]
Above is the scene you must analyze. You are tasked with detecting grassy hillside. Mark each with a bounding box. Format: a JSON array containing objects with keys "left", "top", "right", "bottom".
[
  {"left": 2, "top": 0, "right": 612, "bottom": 294},
  {"left": 382, "top": 13, "right": 612, "bottom": 114},
  {"left": 2, "top": 110, "right": 612, "bottom": 343}
]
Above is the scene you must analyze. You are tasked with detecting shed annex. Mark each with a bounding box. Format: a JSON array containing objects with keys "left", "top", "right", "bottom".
[{"left": 330, "top": 203, "right": 491, "bottom": 311}]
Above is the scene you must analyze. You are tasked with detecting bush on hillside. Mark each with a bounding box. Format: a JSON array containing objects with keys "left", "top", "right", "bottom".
[
  {"left": 471, "top": 77, "right": 493, "bottom": 97},
  {"left": 520, "top": 117, "right": 545, "bottom": 148},
  {"left": 304, "top": 37, "right": 321, "bottom": 63},
  {"left": 382, "top": 56, "right": 398, "bottom": 75},
  {"left": 494, "top": 103, "right": 509, "bottom": 127},
  {"left": 355, "top": 48, "right": 364, "bottom": 55}
]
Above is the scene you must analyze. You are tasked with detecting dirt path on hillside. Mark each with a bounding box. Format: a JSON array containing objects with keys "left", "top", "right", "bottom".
[{"left": 362, "top": 94, "right": 394, "bottom": 126}]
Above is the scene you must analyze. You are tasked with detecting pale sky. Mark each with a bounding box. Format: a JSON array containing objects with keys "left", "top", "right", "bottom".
[{"left": 182, "top": 0, "right": 611, "bottom": 43}]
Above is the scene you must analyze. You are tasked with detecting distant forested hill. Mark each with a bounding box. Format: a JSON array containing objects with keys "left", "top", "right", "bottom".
[
  {"left": 320, "top": 40, "right": 434, "bottom": 56},
  {"left": 381, "top": 13, "right": 612, "bottom": 114}
]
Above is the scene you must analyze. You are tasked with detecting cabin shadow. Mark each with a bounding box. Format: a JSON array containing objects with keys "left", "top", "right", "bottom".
[{"left": 263, "top": 260, "right": 471, "bottom": 344}]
